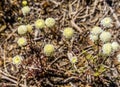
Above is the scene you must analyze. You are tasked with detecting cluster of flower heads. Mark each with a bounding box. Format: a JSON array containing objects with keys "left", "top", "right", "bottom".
[
  {"left": 12, "top": 0, "right": 76, "bottom": 65},
  {"left": 12, "top": 1, "right": 30, "bottom": 65},
  {"left": 14, "top": 1, "right": 118, "bottom": 65},
  {"left": 35, "top": 18, "right": 56, "bottom": 29},
  {"left": 90, "top": 17, "right": 120, "bottom": 62},
  {"left": 11, "top": 1, "right": 120, "bottom": 66}
]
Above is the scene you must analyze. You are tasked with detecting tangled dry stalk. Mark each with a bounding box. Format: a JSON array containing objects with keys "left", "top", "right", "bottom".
[{"left": 0, "top": 0, "right": 120, "bottom": 87}]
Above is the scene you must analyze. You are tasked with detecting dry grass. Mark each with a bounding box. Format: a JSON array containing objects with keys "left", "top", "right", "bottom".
[{"left": 0, "top": 0, "right": 120, "bottom": 87}]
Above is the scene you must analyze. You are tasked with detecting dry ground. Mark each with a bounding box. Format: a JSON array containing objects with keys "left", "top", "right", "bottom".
[{"left": 0, "top": 0, "right": 120, "bottom": 87}]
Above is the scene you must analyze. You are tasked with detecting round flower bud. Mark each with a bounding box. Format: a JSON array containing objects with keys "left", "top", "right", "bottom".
[
  {"left": 117, "top": 54, "right": 120, "bottom": 62},
  {"left": 12, "top": 55, "right": 23, "bottom": 65},
  {"left": 45, "top": 17, "right": 55, "bottom": 27},
  {"left": 69, "top": 56, "right": 77, "bottom": 64},
  {"left": 63, "top": 27, "right": 74, "bottom": 39},
  {"left": 91, "top": 26, "right": 103, "bottom": 35},
  {"left": 100, "top": 31, "right": 111, "bottom": 43},
  {"left": 18, "top": 25, "right": 27, "bottom": 35},
  {"left": 102, "top": 43, "right": 112, "bottom": 55},
  {"left": 100, "top": 17, "right": 113, "bottom": 28},
  {"left": 44, "top": 44, "right": 55, "bottom": 56},
  {"left": 17, "top": 37, "right": 27, "bottom": 47},
  {"left": 26, "top": 24, "right": 33, "bottom": 33},
  {"left": 89, "top": 34, "right": 98, "bottom": 42},
  {"left": 111, "top": 42, "right": 120, "bottom": 51},
  {"left": 35, "top": 19, "right": 45, "bottom": 29},
  {"left": 22, "top": 0, "right": 27, "bottom": 6},
  {"left": 21, "top": 6, "right": 30, "bottom": 15}
]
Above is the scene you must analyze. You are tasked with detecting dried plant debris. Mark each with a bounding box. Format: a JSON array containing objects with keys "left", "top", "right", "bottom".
[{"left": 0, "top": 0, "right": 120, "bottom": 87}]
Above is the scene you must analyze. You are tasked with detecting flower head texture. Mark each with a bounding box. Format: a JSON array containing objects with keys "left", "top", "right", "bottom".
[
  {"left": 12, "top": 55, "right": 23, "bottom": 65},
  {"left": 89, "top": 34, "right": 98, "bottom": 42},
  {"left": 21, "top": 6, "right": 30, "bottom": 15},
  {"left": 35, "top": 19, "right": 45, "bottom": 29},
  {"left": 91, "top": 26, "right": 103, "bottom": 35},
  {"left": 44, "top": 44, "right": 55, "bottom": 56},
  {"left": 100, "top": 17, "right": 113, "bottom": 28},
  {"left": 100, "top": 31, "right": 111, "bottom": 43},
  {"left": 17, "top": 37, "right": 27, "bottom": 47},
  {"left": 67, "top": 53, "right": 77, "bottom": 64},
  {"left": 111, "top": 42, "right": 120, "bottom": 51},
  {"left": 70, "top": 56, "right": 77, "bottom": 64},
  {"left": 63, "top": 27, "right": 74, "bottom": 39},
  {"left": 18, "top": 25, "right": 27, "bottom": 35},
  {"left": 102, "top": 43, "right": 112, "bottom": 55},
  {"left": 22, "top": 0, "right": 27, "bottom": 6},
  {"left": 45, "top": 17, "right": 55, "bottom": 27}
]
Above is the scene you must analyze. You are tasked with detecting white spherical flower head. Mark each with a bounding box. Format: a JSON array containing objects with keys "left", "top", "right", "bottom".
[
  {"left": 18, "top": 25, "right": 27, "bottom": 35},
  {"left": 45, "top": 17, "right": 55, "bottom": 27},
  {"left": 44, "top": 44, "right": 55, "bottom": 56},
  {"left": 63, "top": 27, "right": 74, "bottom": 39},
  {"left": 70, "top": 56, "right": 77, "bottom": 64},
  {"left": 17, "top": 37, "right": 27, "bottom": 47},
  {"left": 102, "top": 43, "right": 112, "bottom": 55},
  {"left": 89, "top": 34, "right": 98, "bottom": 42},
  {"left": 100, "top": 17, "right": 113, "bottom": 28},
  {"left": 117, "top": 54, "right": 120, "bottom": 62},
  {"left": 21, "top": 6, "right": 30, "bottom": 15},
  {"left": 100, "top": 31, "right": 111, "bottom": 43},
  {"left": 12, "top": 55, "right": 23, "bottom": 65},
  {"left": 35, "top": 19, "right": 45, "bottom": 29},
  {"left": 91, "top": 26, "right": 103, "bottom": 35},
  {"left": 112, "top": 42, "right": 120, "bottom": 51}
]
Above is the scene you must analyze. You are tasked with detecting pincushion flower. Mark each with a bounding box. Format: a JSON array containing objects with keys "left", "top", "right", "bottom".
[
  {"left": 102, "top": 43, "right": 112, "bottom": 55},
  {"left": 67, "top": 53, "right": 77, "bottom": 64},
  {"left": 45, "top": 17, "right": 55, "bottom": 27},
  {"left": 21, "top": 6, "right": 30, "bottom": 15},
  {"left": 111, "top": 42, "right": 120, "bottom": 51},
  {"left": 100, "top": 31, "right": 111, "bottom": 43},
  {"left": 63, "top": 27, "right": 74, "bottom": 39},
  {"left": 89, "top": 34, "right": 98, "bottom": 42},
  {"left": 100, "top": 17, "right": 113, "bottom": 28},
  {"left": 12, "top": 55, "right": 23, "bottom": 65},
  {"left": 17, "top": 37, "right": 27, "bottom": 47},
  {"left": 35, "top": 19, "right": 45, "bottom": 29},
  {"left": 22, "top": 0, "right": 27, "bottom": 6},
  {"left": 44, "top": 44, "right": 55, "bottom": 56},
  {"left": 91, "top": 26, "right": 103, "bottom": 35},
  {"left": 70, "top": 56, "right": 77, "bottom": 64},
  {"left": 18, "top": 25, "right": 27, "bottom": 35}
]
